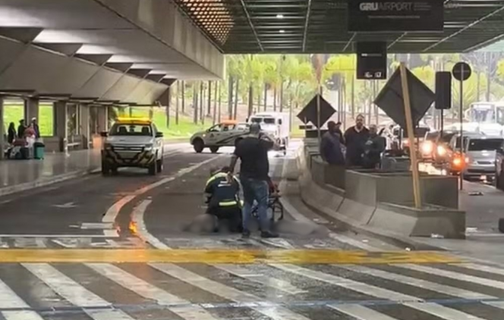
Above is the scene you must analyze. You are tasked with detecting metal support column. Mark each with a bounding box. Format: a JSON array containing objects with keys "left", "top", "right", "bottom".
[
  {"left": 54, "top": 101, "right": 68, "bottom": 153},
  {"left": 0, "top": 97, "right": 4, "bottom": 160},
  {"left": 25, "top": 97, "right": 39, "bottom": 123},
  {"left": 79, "top": 104, "right": 90, "bottom": 149}
]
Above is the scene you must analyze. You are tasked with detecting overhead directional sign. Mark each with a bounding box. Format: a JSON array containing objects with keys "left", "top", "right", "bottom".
[
  {"left": 348, "top": 0, "right": 444, "bottom": 32},
  {"left": 452, "top": 62, "right": 472, "bottom": 82},
  {"left": 297, "top": 94, "right": 336, "bottom": 128},
  {"left": 356, "top": 42, "right": 387, "bottom": 80},
  {"left": 374, "top": 67, "right": 435, "bottom": 129}
]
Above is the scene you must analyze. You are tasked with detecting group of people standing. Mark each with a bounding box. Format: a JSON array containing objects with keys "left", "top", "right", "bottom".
[
  {"left": 7, "top": 118, "right": 40, "bottom": 145},
  {"left": 321, "top": 114, "right": 385, "bottom": 169}
]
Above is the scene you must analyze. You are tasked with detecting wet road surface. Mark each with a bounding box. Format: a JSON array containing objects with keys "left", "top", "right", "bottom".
[{"left": 1, "top": 144, "right": 504, "bottom": 319}]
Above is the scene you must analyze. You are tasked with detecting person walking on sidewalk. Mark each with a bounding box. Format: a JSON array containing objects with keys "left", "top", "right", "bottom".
[{"left": 228, "top": 123, "right": 279, "bottom": 239}]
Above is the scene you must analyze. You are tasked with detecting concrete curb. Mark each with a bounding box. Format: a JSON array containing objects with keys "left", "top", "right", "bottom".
[
  {"left": 0, "top": 145, "right": 186, "bottom": 198},
  {"left": 0, "top": 167, "right": 100, "bottom": 198}
]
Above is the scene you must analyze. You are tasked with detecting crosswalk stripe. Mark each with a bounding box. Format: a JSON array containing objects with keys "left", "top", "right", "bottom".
[
  {"left": 86, "top": 263, "right": 219, "bottom": 320},
  {"left": 270, "top": 264, "right": 486, "bottom": 320},
  {"left": 0, "top": 278, "right": 43, "bottom": 320},
  {"left": 457, "top": 263, "right": 504, "bottom": 277},
  {"left": 340, "top": 265, "right": 493, "bottom": 300},
  {"left": 22, "top": 263, "right": 135, "bottom": 320},
  {"left": 150, "top": 263, "right": 312, "bottom": 320},
  {"left": 214, "top": 264, "right": 306, "bottom": 294},
  {"left": 398, "top": 264, "right": 504, "bottom": 291},
  {"left": 340, "top": 265, "right": 504, "bottom": 311},
  {"left": 328, "top": 233, "right": 381, "bottom": 251},
  {"left": 328, "top": 304, "right": 398, "bottom": 320},
  {"left": 2, "top": 311, "right": 44, "bottom": 320}
]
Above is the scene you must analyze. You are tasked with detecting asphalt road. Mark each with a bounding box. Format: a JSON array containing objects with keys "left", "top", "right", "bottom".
[{"left": 2, "top": 144, "right": 504, "bottom": 319}]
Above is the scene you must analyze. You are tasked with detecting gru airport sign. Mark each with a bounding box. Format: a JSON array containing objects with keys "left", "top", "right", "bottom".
[{"left": 348, "top": 0, "right": 444, "bottom": 32}]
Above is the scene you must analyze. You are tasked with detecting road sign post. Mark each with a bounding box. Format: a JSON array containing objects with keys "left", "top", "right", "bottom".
[
  {"left": 315, "top": 54, "right": 324, "bottom": 143},
  {"left": 399, "top": 63, "right": 422, "bottom": 209},
  {"left": 452, "top": 62, "right": 472, "bottom": 190}
]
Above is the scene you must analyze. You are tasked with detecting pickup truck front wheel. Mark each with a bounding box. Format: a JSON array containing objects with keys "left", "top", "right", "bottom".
[
  {"left": 156, "top": 157, "right": 163, "bottom": 173},
  {"left": 193, "top": 139, "right": 204, "bottom": 153},
  {"left": 101, "top": 161, "right": 110, "bottom": 176},
  {"left": 148, "top": 156, "right": 158, "bottom": 175}
]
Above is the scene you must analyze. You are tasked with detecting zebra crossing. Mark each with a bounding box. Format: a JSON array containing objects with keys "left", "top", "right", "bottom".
[{"left": 0, "top": 260, "right": 504, "bottom": 319}]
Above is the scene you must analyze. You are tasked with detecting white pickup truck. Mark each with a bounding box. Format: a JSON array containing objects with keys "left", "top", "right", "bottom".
[
  {"left": 190, "top": 120, "right": 249, "bottom": 153},
  {"left": 101, "top": 118, "right": 164, "bottom": 175}
]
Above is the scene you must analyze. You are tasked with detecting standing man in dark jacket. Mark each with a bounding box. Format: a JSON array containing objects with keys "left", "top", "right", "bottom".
[
  {"left": 228, "top": 123, "right": 278, "bottom": 238},
  {"left": 344, "top": 114, "right": 370, "bottom": 167},
  {"left": 334, "top": 121, "right": 345, "bottom": 144},
  {"left": 320, "top": 121, "right": 345, "bottom": 165},
  {"left": 17, "top": 119, "right": 26, "bottom": 139}
]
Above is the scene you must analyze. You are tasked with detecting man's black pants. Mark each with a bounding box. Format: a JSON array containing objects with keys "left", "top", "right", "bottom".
[{"left": 207, "top": 206, "right": 243, "bottom": 233}]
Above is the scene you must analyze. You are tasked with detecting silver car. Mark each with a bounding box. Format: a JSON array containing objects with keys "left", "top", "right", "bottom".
[{"left": 463, "top": 136, "right": 504, "bottom": 181}]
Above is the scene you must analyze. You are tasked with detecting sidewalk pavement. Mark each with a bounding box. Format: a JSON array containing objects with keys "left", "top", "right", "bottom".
[
  {"left": 0, "top": 142, "right": 188, "bottom": 197},
  {"left": 410, "top": 180, "right": 504, "bottom": 264},
  {"left": 460, "top": 181, "right": 504, "bottom": 233},
  {"left": 419, "top": 162, "right": 504, "bottom": 233}
]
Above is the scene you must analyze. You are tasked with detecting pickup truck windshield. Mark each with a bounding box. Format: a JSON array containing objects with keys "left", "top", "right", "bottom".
[
  {"left": 440, "top": 133, "right": 455, "bottom": 143},
  {"left": 468, "top": 139, "right": 503, "bottom": 151},
  {"left": 110, "top": 123, "right": 152, "bottom": 136},
  {"left": 251, "top": 117, "right": 275, "bottom": 124}
]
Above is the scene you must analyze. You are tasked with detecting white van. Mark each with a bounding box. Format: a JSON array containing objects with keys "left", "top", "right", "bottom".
[{"left": 248, "top": 112, "right": 290, "bottom": 154}]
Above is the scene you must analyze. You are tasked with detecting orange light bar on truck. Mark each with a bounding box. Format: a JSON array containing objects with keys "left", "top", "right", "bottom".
[{"left": 116, "top": 117, "right": 151, "bottom": 124}]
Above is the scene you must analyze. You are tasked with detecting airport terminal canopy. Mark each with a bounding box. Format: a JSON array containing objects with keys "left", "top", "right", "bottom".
[
  {"left": 0, "top": 0, "right": 224, "bottom": 105},
  {"left": 174, "top": 0, "right": 504, "bottom": 54}
]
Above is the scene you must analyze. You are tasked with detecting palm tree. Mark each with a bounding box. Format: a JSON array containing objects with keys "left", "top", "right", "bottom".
[
  {"left": 226, "top": 55, "right": 242, "bottom": 119},
  {"left": 262, "top": 56, "right": 279, "bottom": 111}
]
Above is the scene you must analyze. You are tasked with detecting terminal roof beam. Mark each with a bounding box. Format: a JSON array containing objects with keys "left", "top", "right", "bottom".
[
  {"left": 423, "top": 4, "right": 504, "bottom": 52},
  {"left": 161, "top": 78, "right": 177, "bottom": 86},
  {"left": 74, "top": 54, "right": 112, "bottom": 66},
  {"left": 127, "top": 69, "right": 151, "bottom": 78},
  {"left": 173, "top": 0, "right": 504, "bottom": 53},
  {"left": 35, "top": 43, "right": 82, "bottom": 56},
  {"left": 301, "top": 0, "right": 312, "bottom": 52},
  {"left": 0, "top": 27, "right": 42, "bottom": 43},
  {"left": 104, "top": 63, "right": 133, "bottom": 73},
  {"left": 239, "top": 0, "right": 264, "bottom": 51},
  {"left": 146, "top": 74, "right": 166, "bottom": 82}
]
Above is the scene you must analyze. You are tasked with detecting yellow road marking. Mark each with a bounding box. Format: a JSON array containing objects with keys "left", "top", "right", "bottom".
[{"left": 0, "top": 249, "right": 461, "bottom": 264}]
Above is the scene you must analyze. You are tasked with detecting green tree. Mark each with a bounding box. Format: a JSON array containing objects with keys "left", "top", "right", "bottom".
[{"left": 411, "top": 65, "right": 435, "bottom": 90}]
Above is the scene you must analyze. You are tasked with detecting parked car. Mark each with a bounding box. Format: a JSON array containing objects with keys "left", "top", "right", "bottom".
[
  {"left": 445, "top": 132, "right": 482, "bottom": 175},
  {"left": 463, "top": 136, "right": 503, "bottom": 181}
]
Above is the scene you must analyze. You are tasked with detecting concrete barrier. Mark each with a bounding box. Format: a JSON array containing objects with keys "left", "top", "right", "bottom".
[
  {"left": 298, "top": 140, "right": 465, "bottom": 240},
  {"left": 369, "top": 203, "right": 465, "bottom": 238}
]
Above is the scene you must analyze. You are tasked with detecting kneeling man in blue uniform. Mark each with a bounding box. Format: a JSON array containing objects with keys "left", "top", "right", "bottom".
[{"left": 205, "top": 167, "right": 243, "bottom": 233}]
